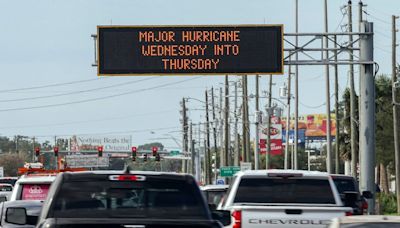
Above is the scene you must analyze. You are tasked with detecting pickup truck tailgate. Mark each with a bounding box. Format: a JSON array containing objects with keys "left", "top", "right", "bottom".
[{"left": 237, "top": 206, "right": 349, "bottom": 228}]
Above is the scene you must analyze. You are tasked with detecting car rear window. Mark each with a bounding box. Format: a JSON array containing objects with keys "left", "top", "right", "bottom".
[
  {"left": 0, "top": 185, "right": 12, "bottom": 191},
  {"left": 51, "top": 176, "right": 208, "bottom": 219},
  {"left": 21, "top": 184, "right": 51, "bottom": 200},
  {"left": 0, "top": 179, "right": 17, "bottom": 186},
  {"left": 332, "top": 178, "right": 356, "bottom": 194},
  {"left": 234, "top": 177, "right": 336, "bottom": 204},
  {"left": 204, "top": 190, "right": 226, "bottom": 206}
]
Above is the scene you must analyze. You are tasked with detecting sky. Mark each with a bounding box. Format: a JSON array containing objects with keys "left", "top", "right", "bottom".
[{"left": 0, "top": 0, "right": 398, "bottom": 150}]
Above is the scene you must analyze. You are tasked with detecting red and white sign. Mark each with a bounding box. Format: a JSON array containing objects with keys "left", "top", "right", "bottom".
[
  {"left": 259, "top": 139, "right": 283, "bottom": 155},
  {"left": 21, "top": 184, "right": 50, "bottom": 200},
  {"left": 259, "top": 123, "right": 282, "bottom": 140}
]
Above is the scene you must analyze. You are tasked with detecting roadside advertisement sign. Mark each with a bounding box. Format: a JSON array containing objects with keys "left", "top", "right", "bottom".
[
  {"left": 70, "top": 135, "right": 131, "bottom": 152},
  {"left": 281, "top": 114, "right": 336, "bottom": 137},
  {"left": 21, "top": 184, "right": 50, "bottom": 200},
  {"left": 66, "top": 155, "right": 109, "bottom": 168},
  {"left": 282, "top": 129, "right": 306, "bottom": 144},
  {"left": 259, "top": 139, "right": 283, "bottom": 155},
  {"left": 259, "top": 123, "right": 282, "bottom": 140},
  {"left": 259, "top": 123, "right": 283, "bottom": 155}
]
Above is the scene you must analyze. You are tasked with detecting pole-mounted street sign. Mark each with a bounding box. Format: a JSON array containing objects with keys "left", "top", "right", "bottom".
[{"left": 97, "top": 25, "right": 283, "bottom": 76}]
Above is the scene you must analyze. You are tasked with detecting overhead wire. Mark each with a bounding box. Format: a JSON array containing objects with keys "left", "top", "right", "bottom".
[
  {"left": 0, "top": 76, "right": 201, "bottom": 112},
  {"left": 0, "top": 77, "right": 108, "bottom": 93},
  {"left": 0, "top": 77, "right": 158, "bottom": 103}
]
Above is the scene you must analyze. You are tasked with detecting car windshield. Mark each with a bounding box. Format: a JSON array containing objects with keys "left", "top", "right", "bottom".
[
  {"left": 51, "top": 178, "right": 207, "bottom": 219},
  {"left": 333, "top": 178, "right": 357, "bottom": 194},
  {"left": 0, "top": 185, "right": 12, "bottom": 191},
  {"left": 341, "top": 223, "right": 400, "bottom": 227},
  {"left": 234, "top": 177, "right": 336, "bottom": 204},
  {"left": 204, "top": 190, "right": 226, "bottom": 206}
]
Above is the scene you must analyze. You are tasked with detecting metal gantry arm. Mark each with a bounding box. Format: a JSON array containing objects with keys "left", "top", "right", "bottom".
[{"left": 284, "top": 32, "right": 374, "bottom": 66}]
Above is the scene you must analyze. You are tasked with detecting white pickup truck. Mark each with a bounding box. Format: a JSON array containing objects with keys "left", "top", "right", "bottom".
[{"left": 219, "top": 170, "right": 353, "bottom": 228}]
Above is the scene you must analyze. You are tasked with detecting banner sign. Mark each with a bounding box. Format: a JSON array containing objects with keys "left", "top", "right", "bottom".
[
  {"left": 70, "top": 135, "right": 131, "bottom": 152},
  {"left": 65, "top": 155, "right": 109, "bottom": 168},
  {"left": 97, "top": 25, "right": 283, "bottom": 75},
  {"left": 259, "top": 139, "right": 283, "bottom": 155}
]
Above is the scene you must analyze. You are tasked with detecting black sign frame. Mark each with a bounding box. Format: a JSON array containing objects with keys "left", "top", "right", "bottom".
[{"left": 97, "top": 25, "right": 283, "bottom": 76}]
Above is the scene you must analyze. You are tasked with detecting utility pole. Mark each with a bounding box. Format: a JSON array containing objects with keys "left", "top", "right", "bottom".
[
  {"left": 294, "top": 0, "right": 299, "bottom": 170},
  {"left": 190, "top": 122, "right": 195, "bottom": 175},
  {"left": 324, "top": 0, "right": 333, "bottom": 174},
  {"left": 219, "top": 87, "right": 224, "bottom": 168},
  {"left": 234, "top": 81, "right": 240, "bottom": 166},
  {"left": 254, "top": 75, "right": 260, "bottom": 170},
  {"left": 334, "top": 35, "right": 340, "bottom": 174},
  {"left": 285, "top": 65, "right": 292, "bottom": 170},
  {"left": 348, "top": 0, "right": 357, "bottom": 178},
  {"left": 211, "top": 88, "right": 218, "bottom": 175},
  {"left": 224, "top": 75, "right": 230, "bottom": 167},
  {"left": 239, "top": 75, "right": 248, "bottom": 163},
  {"left": 392, "top": 15, "right": 400, "bottom": 214},
  {"left": 359, "top": 21, "right": 375, "bottom": 214},
  {"left": 181, "top": 98, "right": 188, "bottom": 173},
  {"left": 196, "top": 123, "right": 201, "bottom": 182},
  {"left": 266, "top": 75, "right": 273, "bottom": 169},
  {"left": 205, "top": 91, "right": 212, "bottom": 184}
]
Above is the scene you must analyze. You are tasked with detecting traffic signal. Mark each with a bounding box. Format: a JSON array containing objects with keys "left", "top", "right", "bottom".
[
  {"left": 155, "top": 153, "right": 161, "bottom": 162},
  {"left": 132, "top": 146, "right": 137, "bottom": 158},
  {"left": 152, "top": 147, "right": 158, "bottom": 156},
  {"left": 54, "top": 146, "right": 59, "bottom": 157},
  {"left": 35, "top": 147, "right": 40, "bottom": 157},
  {"left": 98, "top": 146, "right": 103, "bottom": 157},
  {"left": 143, "top": 153, "right": 147, "bottom": 162}
]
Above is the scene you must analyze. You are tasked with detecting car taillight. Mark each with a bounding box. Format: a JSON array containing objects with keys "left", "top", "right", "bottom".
[
  {"left": 345, "top": 211, "right": 353, "bottom": 216},
  {"left": 232, "top": 210, "right": 241, "bottom": 228},
  {"left": 108, "top": 175, "right": 146, "bottom": 181}
]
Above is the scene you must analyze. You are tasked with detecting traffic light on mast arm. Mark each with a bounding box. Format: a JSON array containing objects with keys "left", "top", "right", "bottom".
[
  {"left": 132, "top": 147, "right": 137, "bottom": 162},
  {"left": 98, "top": 146, "right": 103, "bottom": 157},
  {"left": 152, "top": 147, "right": 158, "bottom": 156},
  {"left": 35, "top": 147, "right": 40, "bottom": 157},
  {"left": 54, "top": 146, "right": 59, "bottom": 157}
]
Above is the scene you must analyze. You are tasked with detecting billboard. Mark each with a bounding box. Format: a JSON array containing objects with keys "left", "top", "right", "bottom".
[
  {"left": 97, "top": 25, "right": 283, "bottom": 75},
  {"left": 281, "top": 114, "right": 336, "bottom": 138},
  {"left": 282, "top": 129, "right": 306, "bottom": 144},
  {"left": 70, "top": 135, "right": 131, "bottom": 152},
  {"left": 65, "top": 155, "right": 109, "bottom": 168}
]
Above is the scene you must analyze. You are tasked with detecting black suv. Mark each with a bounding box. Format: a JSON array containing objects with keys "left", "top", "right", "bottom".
[
  {"left": 37, "top": 170, "right": 230, "bottom": 228},
  {"left": 331, "top": 174, "right": 372, "bottom": 215}
]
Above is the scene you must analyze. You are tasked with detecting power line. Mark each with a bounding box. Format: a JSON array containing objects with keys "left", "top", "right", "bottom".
[
  {"left": 0, "top": 77, "right": 108, "bottom": 94},
  {"left": 0, "top": 109, "right": 176, "bottom": 130},
  {"left": 0, "top": 77, "right": 158, "bottom": 103},
  {"left": 0, "top": 77, "right": 200, "bottom": 112}
]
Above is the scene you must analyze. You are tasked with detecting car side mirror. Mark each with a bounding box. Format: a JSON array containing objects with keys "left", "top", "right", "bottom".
[
  {"left": 0, "top": 196, "right": 7, "bottom": 202},
  {"left": 6, "top": 207, "right": 27, "bottom": 225},
  {"left": 211, "top": 210, "right": 231, "bottom": 226},
  {"left": 362, "top": 191, "right": 373, "bottom": 199},
  {"left": 343, "top": 191, "right": 359, "bottom": 207}
]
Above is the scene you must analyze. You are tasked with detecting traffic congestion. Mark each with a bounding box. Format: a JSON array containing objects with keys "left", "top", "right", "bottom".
[{"left": 0, "top": 163, "right": 397, "bottom": 227}]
